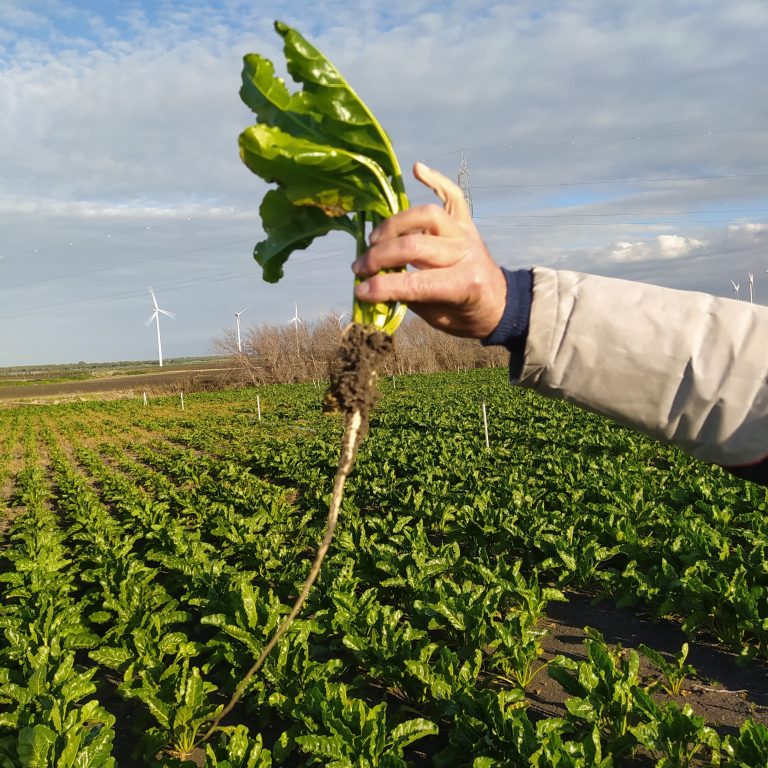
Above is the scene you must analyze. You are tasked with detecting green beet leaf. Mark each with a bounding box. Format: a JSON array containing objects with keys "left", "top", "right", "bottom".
[
  {"left": 16, "top": 725, "right": 57, "bottom": 768},
  {"left": 251, "top": 184, "right": 354, "bottom": 285},
  {"left": 238, "top": 20, "right": 408, "bottom": 332},
  {"left": 390, "top": 718, "right": 439, "bottom": 749},
  {"left": 240, "top": 123, "right": 395, "bottom": 219}
]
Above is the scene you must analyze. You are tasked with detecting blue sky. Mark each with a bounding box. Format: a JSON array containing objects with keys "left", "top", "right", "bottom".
[{"left": 1, "top": 0, "right": 767, "bottom": 366}]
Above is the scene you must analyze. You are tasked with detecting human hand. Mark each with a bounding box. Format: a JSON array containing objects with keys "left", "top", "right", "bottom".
[{"left": 352, "top": 162, "right": 507, "bottom": 339}]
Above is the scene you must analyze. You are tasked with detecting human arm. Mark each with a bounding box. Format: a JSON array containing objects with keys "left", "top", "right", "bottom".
[
  {"left": 353, "top": 163, "right": 768, "bottom": 484},
  {"left": 518, "top": 267, "right": 768, "bottom": 482}
]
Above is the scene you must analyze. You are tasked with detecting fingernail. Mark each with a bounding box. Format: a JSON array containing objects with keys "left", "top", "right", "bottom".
[
  {"left": 356, "top": 281, "right": 370, "bottom": 297},
  {"left": 369, "top": 228, "right": 381, "bottom": 244},
  {"left": 351, "top": 259, "right": 361, "bottom": 274}
]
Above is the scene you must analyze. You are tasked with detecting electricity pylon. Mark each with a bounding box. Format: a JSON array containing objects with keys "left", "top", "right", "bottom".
[{"left": 457, "top": 151, "right": 474, "bottom": 217}]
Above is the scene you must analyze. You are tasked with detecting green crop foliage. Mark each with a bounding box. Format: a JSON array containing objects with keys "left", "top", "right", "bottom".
[
  {"left": 0, "top": 370, "right": 766, "bottom": 764},
  {"left": 638, "top": 642, "right": 694, "bottom": 696}
]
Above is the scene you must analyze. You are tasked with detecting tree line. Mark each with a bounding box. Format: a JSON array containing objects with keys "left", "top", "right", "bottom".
[{"left": 213, "top": 313, "right": 508, "bottom": 386}]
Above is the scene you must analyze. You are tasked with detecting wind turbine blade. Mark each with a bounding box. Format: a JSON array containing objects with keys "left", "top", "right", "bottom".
[
  {"left": 145, "top": 311, "right": 158, "bottom": 326},
  {"left": 148, "top": 287, "right": 159, "bottom": 310},
  {"left": 158, "top": 309, "right": 175, "bottom": 320},
  {"left": 223, "top": 303, "right": 235, "bottom": 313},
  {"left": 238, "top": 305, "right": 251, "bottom": 315}
]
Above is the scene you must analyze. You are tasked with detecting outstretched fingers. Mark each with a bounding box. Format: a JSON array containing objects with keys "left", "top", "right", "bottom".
[
  {"left": 412, "top": 161, "right": 473, "bottom": 226},
  {"left": 367, "top": 162, "right": 471, "bottom": 245},
  {"left": 353, "top": 160, "right": 508, "bottom": 339},
  {"left": 356, "top": 166, "right": 476, "bottom": 275}
]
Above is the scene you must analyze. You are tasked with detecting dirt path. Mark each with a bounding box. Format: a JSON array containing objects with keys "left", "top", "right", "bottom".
[{"left": 0, "top": 366, "right": 233, "bottom": 403}]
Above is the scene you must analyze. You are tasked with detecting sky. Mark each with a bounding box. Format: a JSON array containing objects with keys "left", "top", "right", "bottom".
[{"left": 1, "top": 0, "right": 767, "bottom": 367}]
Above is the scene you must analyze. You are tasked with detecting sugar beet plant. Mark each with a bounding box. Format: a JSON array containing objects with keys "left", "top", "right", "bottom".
[{"left": 203, "top": 21, "right": 410, "bottom": 734}]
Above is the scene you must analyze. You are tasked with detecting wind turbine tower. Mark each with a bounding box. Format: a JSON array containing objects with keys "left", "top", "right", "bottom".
[
  {"left": 224, "top": 304, "right": 250, "bottom": 353},
  {"left": 458, "top": 151, "right": 474, "bottom": 217},
  {"left": 289, "top": 302, "right": 303, "bottom": 361},
  {"left": 146, "top": 287, "right": 175, "bottom": 366}
]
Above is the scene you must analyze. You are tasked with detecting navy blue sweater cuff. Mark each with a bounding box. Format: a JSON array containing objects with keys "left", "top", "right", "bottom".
[
  {"left": 481, "top": 268, "right": 532, "bottom": 351},
  {"left": 481, "top": 267, "right": 532, "bottom": 380}
]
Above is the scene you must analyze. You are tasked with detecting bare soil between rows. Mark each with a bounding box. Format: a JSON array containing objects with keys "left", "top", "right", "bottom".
[
  {"left": 90, "top": 594, "right": 768, "bottom": 766},
  {"left": 536, "top": 593, "right": 767, "bottom": 734}
]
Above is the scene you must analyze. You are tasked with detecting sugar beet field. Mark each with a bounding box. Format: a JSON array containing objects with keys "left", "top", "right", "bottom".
[{"left": 1, "top": 368, "right": 767, "bottom": 767}]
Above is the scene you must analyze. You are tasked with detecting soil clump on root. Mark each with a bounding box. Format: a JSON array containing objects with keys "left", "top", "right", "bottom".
[{"left": 324, "top": 323, "right": 395, "bottom": 436}]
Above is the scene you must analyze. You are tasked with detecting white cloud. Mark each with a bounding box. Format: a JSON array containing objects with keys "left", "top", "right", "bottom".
[
  {"left": 609, "top": 241, "right": 651, "bottom": 263},
  {"left": 604, "top": 234, "right": 704, "bottom": 263},
  {"left": 729, "top": 222, "right": 767, "bottom": 234},
  {"left": 1, "top": 0, "right": 768, "bottom": 365},
  {"left": 657, "top": 234, "right": 705, "bottom": 259}
]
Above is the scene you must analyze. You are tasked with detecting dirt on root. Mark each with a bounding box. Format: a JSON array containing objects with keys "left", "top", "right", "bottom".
[{"left": 323, "top": 324, "right": 394, "bottom": 431}]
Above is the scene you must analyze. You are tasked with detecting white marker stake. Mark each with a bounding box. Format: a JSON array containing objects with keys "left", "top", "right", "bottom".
[
  {"left": 257, "top": 394, "right": 261, "bottom": 421},
  {"left": 143, "top": 391, "right": 147, "bottom": 407},
  {"left": 180, "top": 391, "right": 185, "bottom": 411},
  {"left": 482, "top": 401, "right": 490, "bottom": 450}
]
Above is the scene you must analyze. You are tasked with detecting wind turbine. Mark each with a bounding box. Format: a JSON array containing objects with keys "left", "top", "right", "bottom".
[
  {"left": 224, "top": 304, "right": 250, "bottom": 353},
  {"left": 730, "top": 280, "right": 740, "bottom": 301},
  {"left": 289, "top": 303, "right": 303, "bottom": 359},
  {"left": 747, "top": 272, "right": 754, "bottom": 304},
  {"left": 146, "top": 287, "right": 175, "bottom": 366}
]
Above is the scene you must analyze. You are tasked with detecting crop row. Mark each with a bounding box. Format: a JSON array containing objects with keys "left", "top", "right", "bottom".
[{"left": 1, "top": 369, "right": 767, "bottom": 766}]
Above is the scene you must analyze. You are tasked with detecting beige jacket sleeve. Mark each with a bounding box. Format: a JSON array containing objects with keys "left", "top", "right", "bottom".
[{"left": 517, "top": 267, "right": 768, "bottom": 467}]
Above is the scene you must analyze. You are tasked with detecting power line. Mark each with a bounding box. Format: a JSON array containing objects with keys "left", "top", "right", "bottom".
[
  {"left": 0, "top": 238, "right": 254, "bottom": 292},
  {"left": 425, "top": 126, "right": 768, "bottom": 162},
  {"left": 471, "top": 172, "right": 768, "bottom": 190},
  {"left": 0, "top": 245, "right": 350, "bottom": 320},
  {"left": 4, "top": 171, "right": 764, "bottom": 267},
  {"left": 474, "top": 208, "right": 768, "bottom": 219},
  {"left": 477, "top": 218, "right": 768, "bottom": 229},
  {"left": 0, "top": 268, "right": 254, "bottom": 321},
  {"left": 0, "top": 206, "right": 261, "bottom": 262}
]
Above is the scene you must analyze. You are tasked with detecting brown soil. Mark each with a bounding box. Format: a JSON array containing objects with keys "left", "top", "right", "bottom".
[
  {"left": 323, "top": 324, "right": 394, "bottom": 431},
  {"left": 535, "top": 594, "right": 767, "bottom": 734},
  {"left": 0, "top": 365, "right": 233, "bottom": 404}
]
